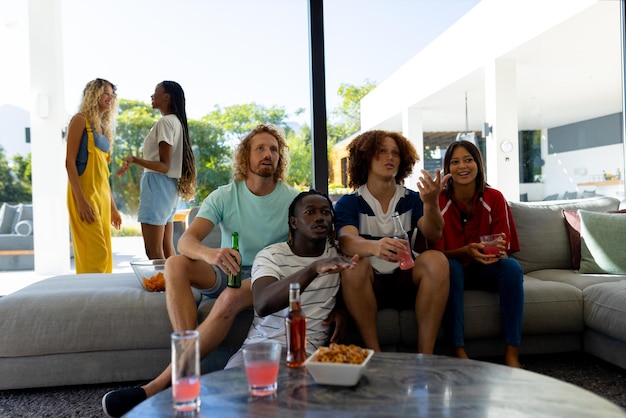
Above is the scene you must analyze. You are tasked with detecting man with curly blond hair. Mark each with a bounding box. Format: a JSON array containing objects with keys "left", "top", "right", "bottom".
[
  {"left": 103, "top": 124, "right": 298, "bottom": 417},
  {"left": 334, "top": 129, "right": 451, "bottom": 354}
]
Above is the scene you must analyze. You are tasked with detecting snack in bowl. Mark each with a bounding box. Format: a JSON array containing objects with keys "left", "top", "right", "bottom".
[
  {"left": 131, "top": 260, "right": 166, "bottom": 292},
  {"left": 304, "top": 343, "right": 374, "bottom": 386},
  {"left": 142, "top": 271, "right": 165, "bottom": 292}
]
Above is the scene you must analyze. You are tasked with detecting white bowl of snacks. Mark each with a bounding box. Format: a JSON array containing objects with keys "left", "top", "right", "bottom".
[{"left": 304, "top": 343, "right": 374, "bottom": 386}]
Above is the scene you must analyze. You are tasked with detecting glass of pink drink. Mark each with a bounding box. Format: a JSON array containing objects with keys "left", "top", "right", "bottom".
[
  {"left": 243, "top": 342, "right": 281, "bottom": 396},
  {"left": 172, "top": 330, "right": 201, "bottom": 413},
  {"left": 480, "top": 234, "right": 502, "bottom": 256},
  {"left": 173, "top": 376, "right": 201, "bottom": 404},
  {"left": 397, "top": 240, "right": 414, "bottom": 270}
]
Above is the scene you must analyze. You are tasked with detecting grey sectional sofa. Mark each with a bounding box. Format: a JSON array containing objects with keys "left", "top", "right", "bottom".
[
  {"left": 0, "top": 203, "right": 34, "bottom": 271},
  {"left": 0, "top": 196, "right": 625, "bottom": 390}
]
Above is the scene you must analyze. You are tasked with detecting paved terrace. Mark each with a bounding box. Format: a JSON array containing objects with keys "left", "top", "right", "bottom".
[{"left": 0, "top": 236, "right": 146, "bottom": 296}]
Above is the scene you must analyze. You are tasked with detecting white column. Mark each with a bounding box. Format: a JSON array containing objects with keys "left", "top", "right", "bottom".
[
  {"left": 28, "top": 0, "right": 70, "bottom": 274},
  {"left": 484, "top": 59, "right": 521, "bottom": 201},
  {"left": 402, "top": 106, "right": 424, "bottom": 191}
]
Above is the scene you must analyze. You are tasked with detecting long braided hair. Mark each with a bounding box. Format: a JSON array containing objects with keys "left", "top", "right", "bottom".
[
  {"left": 161, "top": 81, "right": 196, "bottom": 201},
  {"left": 287, "top": 189, "right": 336, "bottom": 247}
]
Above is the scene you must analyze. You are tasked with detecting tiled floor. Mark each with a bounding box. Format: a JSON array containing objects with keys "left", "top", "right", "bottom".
[{"left": 0, "top": 236, "right": 146, "bottom": 296}]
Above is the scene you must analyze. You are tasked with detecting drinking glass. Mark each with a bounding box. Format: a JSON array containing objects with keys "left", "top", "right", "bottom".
[
  {"left": 171, "top": 330, "right": 201, "bottom": 414},
  {"left": 480, "top": 234, "right": 502, "bottom": 256},
  {"left": 243, "top": 342, "right": 281, "bottom": 396}
]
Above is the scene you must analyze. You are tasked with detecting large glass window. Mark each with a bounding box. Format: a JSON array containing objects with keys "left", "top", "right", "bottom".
[{"left": 327, "top": 1, "right": 624, "bottom": 204}]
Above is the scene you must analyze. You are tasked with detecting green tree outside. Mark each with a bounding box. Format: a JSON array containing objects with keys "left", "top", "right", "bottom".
[
  {"left": 110, "top": 100, "right": 160, "bottom": 214},
  {"left": 0, "top": 146, "right": 31, "bottom": 204},
  {"left": 328, "top": 80, "right": 378, "bottom": 147},
  {"left": 0, "top": 81, "right": 376, "bottom": 209}
]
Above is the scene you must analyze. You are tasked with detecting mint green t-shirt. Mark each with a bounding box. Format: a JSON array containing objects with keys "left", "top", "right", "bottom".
[{"left": 197, "top": 181, "right": 299, "bottom": 266}]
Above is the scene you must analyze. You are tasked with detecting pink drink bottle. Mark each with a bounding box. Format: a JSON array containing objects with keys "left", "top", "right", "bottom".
[{"left": 392, "top": 212, "right": 414, "bottom": 270}]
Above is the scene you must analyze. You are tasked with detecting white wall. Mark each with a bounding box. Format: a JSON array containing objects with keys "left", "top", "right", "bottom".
[
  {"left": 541, "top": 137, "right": 624, "bottom": 200},
  {"left": 0, "top": 0, "right": 31, "bottom": 161},
  {"left": 0, "top": 105, "right": 30, "bottom": 159}
]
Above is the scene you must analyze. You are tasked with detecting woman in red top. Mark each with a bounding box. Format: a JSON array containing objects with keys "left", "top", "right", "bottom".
[{"left": 434, "top": 140, "right": 524, "bottom": 368}]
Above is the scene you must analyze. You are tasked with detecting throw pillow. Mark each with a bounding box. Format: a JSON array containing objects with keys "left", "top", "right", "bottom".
[
  {"left": 0, "top": 203, "right": 19, "bottom": 234},
  {"left": 14, "top": 220, "right": 33, "bottom": 236},
  {"left": 563, "top": 208, "right": 626, "bottom": 270},
  {"left": 562, "top": 209, "right": 582, "bottom": 269},
  {"left": 11, "top": 203, "right": 24, "bottom": 233},
  {"left": 16, "top": 204, "right": 33, "bottom": 224},
  {"left": 579, "top": 210, "right": 626, "bottom": 274}
]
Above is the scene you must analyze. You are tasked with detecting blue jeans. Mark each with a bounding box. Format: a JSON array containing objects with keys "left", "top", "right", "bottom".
[{"left": 446, "top": 258, "right": 524, "bottom": 348}]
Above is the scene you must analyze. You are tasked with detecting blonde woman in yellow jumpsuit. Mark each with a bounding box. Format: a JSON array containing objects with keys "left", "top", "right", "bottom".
[{"left": 66, "top": 79, "right": 122, "bottom": 273}]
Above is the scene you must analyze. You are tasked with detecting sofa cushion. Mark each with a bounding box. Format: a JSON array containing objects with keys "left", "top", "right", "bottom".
[
  {"left": 461, "top": 277, "right": 584, "bottom": 338},
  {"left": 583, "top": 280, "right": 626, "bottom": 341},
  {"left": 0, "top": 274, "right": 198, "bottom": 357},
  {"left": 0, "top": 203, "right": 18, "bottom": 234},
  {"left": 526, "top": 268, "right": 626, "bottom": 291},
  {"left": 15, "top": 203, "right": 33, "bottom": 224},
  {"left": 509, "top": 197, "right": 620, "bottom": 273},
  {"left": 579, "top": 210, "right": 626, "bottom": 274},
  {"left": 562, "top": 208, "right": 626, "bottom": 270},
  {"left": 14, "top": 220, "right": 33, "bottom": 236},
  {"left": 562, "top": 210, "right": 582, "bottom": 269}
]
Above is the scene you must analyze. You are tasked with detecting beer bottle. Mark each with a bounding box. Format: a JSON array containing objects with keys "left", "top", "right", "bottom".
[
  {"left": 286, "top": 282, "right": 307, "bottom": 367},
  {"left": 392, "top": 212, "right": 414, "bottom": 270},
  {"left": 227, "top": 232, "right": 241, "bottom": 288}
]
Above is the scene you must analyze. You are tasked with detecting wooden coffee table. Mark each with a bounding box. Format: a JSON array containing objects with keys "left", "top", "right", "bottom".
[{"left": 126, "top": 353, "right": 625, "bottom": 417}]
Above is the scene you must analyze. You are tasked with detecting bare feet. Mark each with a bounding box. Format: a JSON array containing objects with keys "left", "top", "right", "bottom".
[
  {"left": 454, "top": 347, "right": 469, "bottom": 359},
  {"left": 504, "top": 344, "right": 522, "bottom": 368}
]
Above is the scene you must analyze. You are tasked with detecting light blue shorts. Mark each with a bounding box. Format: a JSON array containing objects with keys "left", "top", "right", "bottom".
[
  {"left": 198, "top": 265, "right": 252, "bottom": 297},
  {"left": 137, "top": 171, "right": 178, "bottom": 225}
]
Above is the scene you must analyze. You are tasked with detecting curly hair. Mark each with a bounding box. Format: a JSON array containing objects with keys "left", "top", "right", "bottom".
[
  {"left": 78, "top": 78, "right": 117, "bottom": 145},
  {"left": 232, "top": 124, "right": 289, "bottom": 183},
  {"left": 160, "top": 81, "right": 197, "bottom": 201},
  {"left": 347, "top": 130, "right": 419, "bottom": 188},
  {"left": 442, "top": 140, "right": 487, "bottom": 199},
  {"left": 287, "top": 189, "right": 336, "bottom": 247}
]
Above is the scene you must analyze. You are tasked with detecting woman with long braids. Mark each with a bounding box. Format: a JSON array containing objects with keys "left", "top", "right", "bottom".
[
  {"left": 116, "top": 81, "right": 196, "bottom": 259},
  {"left": 66, "top": 78, "right": 122, "bottom": 273}
]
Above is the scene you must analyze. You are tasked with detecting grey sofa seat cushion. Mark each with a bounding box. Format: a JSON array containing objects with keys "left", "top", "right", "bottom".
[
  {"left": 583, "top": 280, "right": 626, "bottom": 341},
  {"left": 455, "top": 277, "right": 583, "bottom": 338},
  {"left": 510, "top": 197, "right": 620, "bottom": 273},
  {"left": 527, "top": 269, "right": 626, "bottom": 291},
  {"left": 395, "top": 276, "right": 583, "bottom": 348},
  {"left": 0, "top": 273, "right": 201, "bottom": 357},
  {"left": 0, "top": 235, "right": 33, "bottom": 251},
  {"left": 518, "top": 277, "right": 583, "bottom": 335}
]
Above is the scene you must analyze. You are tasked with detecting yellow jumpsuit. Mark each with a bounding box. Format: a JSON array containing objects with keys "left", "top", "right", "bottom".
[{"left": 67, "top": 120, "right": 113, "bottom": 273}]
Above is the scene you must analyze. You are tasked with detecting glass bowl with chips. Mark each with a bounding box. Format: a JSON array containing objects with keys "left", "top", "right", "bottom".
[
  {"left": 304, "top": 343, "right": 374, "bottom": 386},
  {"left": 130, "top": 259, "right": 166, "bottom": 292}
]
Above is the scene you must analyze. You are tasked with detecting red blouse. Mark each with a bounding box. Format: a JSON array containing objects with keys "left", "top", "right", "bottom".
[{"left": 434, "top": 187, "right": 520, "bottom": 254}]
